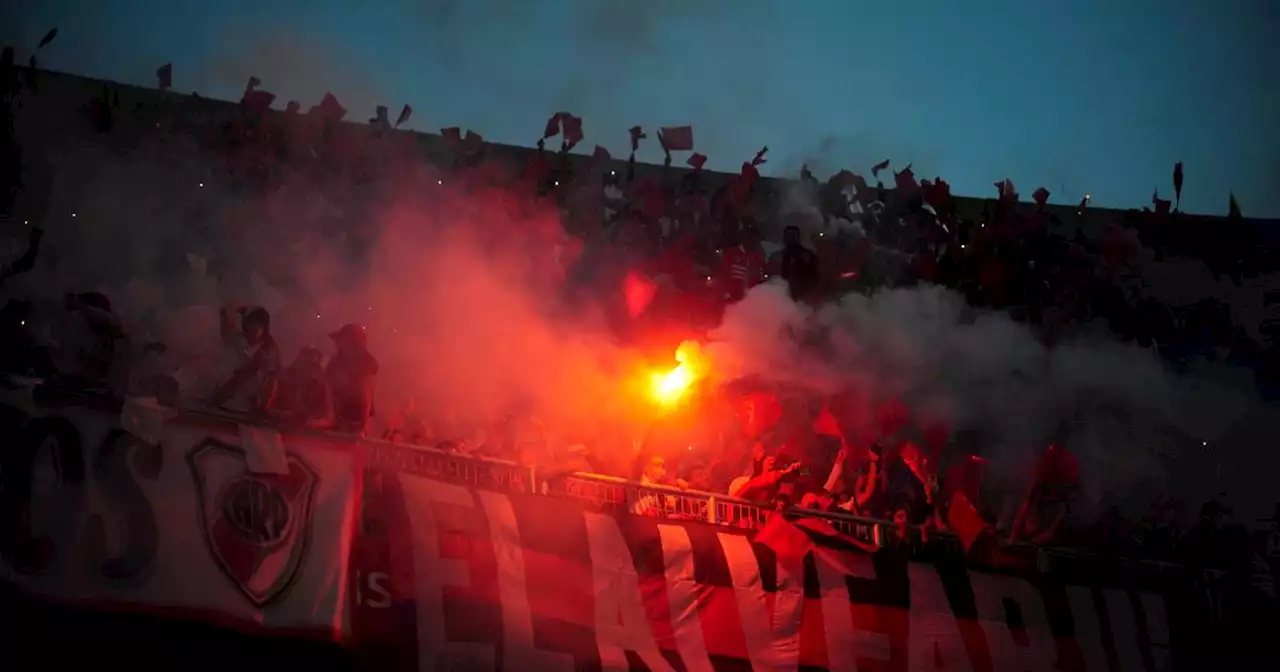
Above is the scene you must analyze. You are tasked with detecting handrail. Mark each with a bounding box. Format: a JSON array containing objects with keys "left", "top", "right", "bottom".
[{"left": 0, "top": 379, "right": 1245, "bottom": 576}]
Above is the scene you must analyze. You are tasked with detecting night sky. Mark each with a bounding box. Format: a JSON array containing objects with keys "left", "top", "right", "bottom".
[{"left": 4, "top": 0, "right": 1277, "bottom": 217}]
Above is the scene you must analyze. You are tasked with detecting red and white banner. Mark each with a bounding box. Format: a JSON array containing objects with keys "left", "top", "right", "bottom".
[
  {"left": 0, "top": 391, "right": 1265, "bottom": 669},
  {"left": 0, "top": 390, "right": 359, "bottom": 637},
  {"left": 353, "top": 447, "right": 1177, "bottom": 671}
]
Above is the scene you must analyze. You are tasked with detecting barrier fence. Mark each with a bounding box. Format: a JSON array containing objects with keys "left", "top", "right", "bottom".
[
  {"left": 123, "top": 398, "right": 1265, "bottom": 577},
  {"left": 0, "top": 376, "right": 1250, "bottom": 581},
  {"left": 1, "top": 383, "right": 1274, "bottom": 670}
]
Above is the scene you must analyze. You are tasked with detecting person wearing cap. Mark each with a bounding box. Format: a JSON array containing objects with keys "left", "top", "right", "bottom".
[
  {"left": 315, "top": 323, "right": 379, "bottom": 434},
  {"left": 210, "top": 303, "right": 280, "bottom": 413}
]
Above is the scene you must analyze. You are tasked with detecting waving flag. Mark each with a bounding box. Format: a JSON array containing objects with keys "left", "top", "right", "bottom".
[
  {"left": 1173, "top": 161, "right": 1184, "bottom": 206},
  {"left": 737, "top": 391, "right": 782, "bottom": 439},
  {"left": 156, "top": 63, "right": 172, "bottom": 91},
  {"left": 395, "top": 104, "right": 412, "bottom": 127},
  {"left": 948, "top": 490, "right": 991, "bottom": 552},
  {"left": 561, "top": 114, "right": 583, "bottom": 150},
  {"left": 658, "top": 125, "right": 694, "bottom": 151},
  {"left": 812, "top": 405, "right": 845, "bottom": 443},
  {"left": 894, "top": 164, "right": 919, "bottom": 194},
  {"left": 310, "top": 92, "right": 347, "bottom": 121},
  {"left": 1153, "top": 190, "right": 1171, "bottom": 215},
  {"left": 870, "top": 159, "right": 891, "bottom": 177},
  {"left": 37, "top": 28, "right": 58, "bottom": 50},
  {"left": 542, "top": 113, "right": 562, "bottom": 139}
]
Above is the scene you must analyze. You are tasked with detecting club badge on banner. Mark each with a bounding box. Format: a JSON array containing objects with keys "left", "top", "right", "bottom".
[{"left": 0, "top": 388, "right": 360, "bottom": 637}]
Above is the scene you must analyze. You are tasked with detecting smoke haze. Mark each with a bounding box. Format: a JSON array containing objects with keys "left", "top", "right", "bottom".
[{"left": 3, "top": 67, "right": 1272, "bottom": 521}]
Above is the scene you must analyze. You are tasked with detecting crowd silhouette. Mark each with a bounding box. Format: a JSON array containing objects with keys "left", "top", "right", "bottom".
[{"left": 1, "top": 54, "right": 1277, "bottom": 590}]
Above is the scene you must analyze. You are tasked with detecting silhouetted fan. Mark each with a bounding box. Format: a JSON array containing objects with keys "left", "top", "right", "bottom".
[
  {"left": 369, "top": 105, "right": 390, "bottom": 129},
  {"left": 84, "top": 88, "right": 116, "bottom": 133},
  {"left": 0, "top": 46, "right": 21, "bottom": 214}
]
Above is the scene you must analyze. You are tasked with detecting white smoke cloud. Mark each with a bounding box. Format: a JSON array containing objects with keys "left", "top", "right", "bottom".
[{"left": 706, "top": 281, "right": 1263, "bottom": 516}]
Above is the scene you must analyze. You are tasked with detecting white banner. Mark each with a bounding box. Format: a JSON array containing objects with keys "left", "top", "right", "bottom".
[{"left": 0, "top": 395, "right": 359, "bottom": 637}]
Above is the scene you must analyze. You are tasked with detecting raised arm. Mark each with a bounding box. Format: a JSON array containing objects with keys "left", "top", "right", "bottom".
[
  {"left": 823, "top": 447, "right": 848, "bottom": 493},
  {"left": 853, "top": 455, "right": 879, "bottom": 509}
]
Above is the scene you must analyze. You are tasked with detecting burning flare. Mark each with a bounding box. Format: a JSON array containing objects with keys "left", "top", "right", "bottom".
[{"left": 649, "top": 341, "right": 704, "bottom": 407}]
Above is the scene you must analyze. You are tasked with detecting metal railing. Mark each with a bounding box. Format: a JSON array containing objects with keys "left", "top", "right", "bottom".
[
  {"left": 0, "top": 378, "right": 1256, "bottom": 580},
  {"left": 364, "top": 440, "right": 534, "bottom": 493},
  {"left": 549, "top": 470, "right": 883, "bottom": 540}
]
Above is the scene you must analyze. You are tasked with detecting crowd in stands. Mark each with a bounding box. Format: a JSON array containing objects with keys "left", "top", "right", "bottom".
[{"left": 0, "top": 54, "right": 1277, "bottom": 587}]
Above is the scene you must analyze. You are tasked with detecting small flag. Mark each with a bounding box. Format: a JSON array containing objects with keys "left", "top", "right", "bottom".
[
  {"left": 561, "top": 114, "right": 584, "bottom": 150},
  {"left": 947, "top": 491, "right": 991, "bottom": 552},
  {"left": 686, "top": 152, "right": 707, "bottom": 170},
  {"left": 37, "top": 28, "right": 58, "bottom": 50},
  {"left": 995, "top": 178, "right": 1018, "bottom": 201},
  {"left": 894, "top": 164, "right": 918, "bottom": 194},
  {"left": 658, "top": 125, "right": 694, "bottom": 152},
  {"left": 629, "top": 126, "right": 646, "bottom": 152},
  {"left": 156, "top": 63, "right": 172, "bottom": 91},
  {"left": 1153, "top": 189, "right": 1171, "bottom": 215},
  {"left": 736, "top": 391, "right": 782, "bottom": 439},
  {"left": 812, "top": 405, "right": 845, "bottom": 442},
  {"left": 542, "top": 113, "right": 562, "bottom": 139},
  {"left": 1173, "top": 161, "right": 1184, "bottom": 205},
  {"left": 310, "top": 92, "right": 346, "bottom": 121},
  {"left": 870, "top": 159, "right": 891, "bottom": 177},
  {"left": 924, "top": 177, "right": 952, "bottom": 210},
  {"left": 395, "top": 104, "right": 412, "bottom": 127},
  {"left": 751, "top": 146, "right": 768, "bottom": 166}
]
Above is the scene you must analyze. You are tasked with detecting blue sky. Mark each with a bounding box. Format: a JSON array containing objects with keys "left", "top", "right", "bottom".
[{"left": 4, "top": 0, "right": 1277, "bottom": 217}]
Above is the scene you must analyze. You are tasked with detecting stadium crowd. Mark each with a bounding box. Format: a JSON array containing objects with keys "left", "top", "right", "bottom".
[{"left": 1, "top": 54, "right": 1277, "bottom": 585}]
